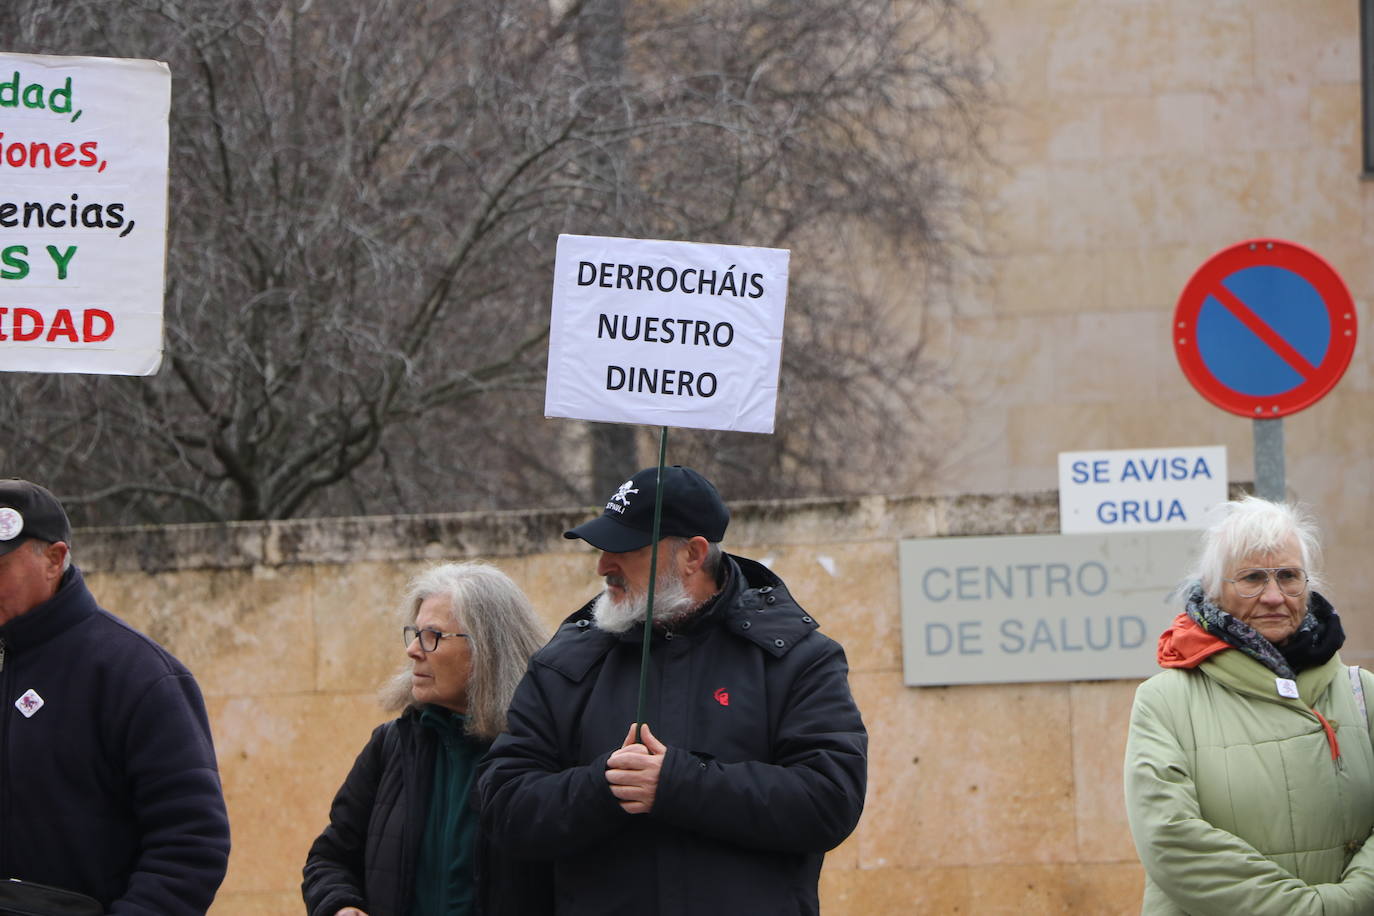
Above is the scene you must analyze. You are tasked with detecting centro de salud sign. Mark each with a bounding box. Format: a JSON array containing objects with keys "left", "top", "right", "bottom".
[{"left": 899, "top": 531, "right": 1196, "bottom": 686}]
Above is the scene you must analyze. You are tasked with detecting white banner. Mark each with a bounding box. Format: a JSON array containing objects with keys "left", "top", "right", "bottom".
[
  {"left": 545, "top": 234, "right": 789, "bottom": 434},
  {"left": 1058, "top": 445, "right": 1227, "bottom": 534},
  {"left": 0, "top": 52, "right": 171, "bottom": 376}
]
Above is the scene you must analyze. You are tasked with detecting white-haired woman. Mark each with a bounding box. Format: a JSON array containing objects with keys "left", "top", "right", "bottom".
[
  {"left": 1125, "top": 496, "right": 1374, "bottom": 914},
  {"left": 303, "top": 562, "right": 551, "bottom": 916}
]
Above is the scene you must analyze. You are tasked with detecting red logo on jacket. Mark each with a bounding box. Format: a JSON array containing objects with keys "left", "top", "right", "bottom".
[{"left": 713, "top": 687, "right": 730, "bottom": 706}]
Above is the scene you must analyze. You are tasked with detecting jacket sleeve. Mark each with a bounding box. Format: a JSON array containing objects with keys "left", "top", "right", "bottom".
[
  {"left": 477, "top": 670, "right": 628, "bottom": 859},
  {"left": 302, "top": 724, "right": 389, "bottom": 916},
  {"left": 109, "top": 672, "right": 231, "bottom": 916},
  {"left": 651, "top": 639, "right": 867, "bottom": 854},
  {"left": 1124, "top": 679, "right": 1374, "bottom": 916}
]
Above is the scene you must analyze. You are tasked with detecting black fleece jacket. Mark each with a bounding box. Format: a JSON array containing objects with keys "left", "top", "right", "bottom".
[{"left": 0, "top": 567, "right": 230, "bottom": 914}]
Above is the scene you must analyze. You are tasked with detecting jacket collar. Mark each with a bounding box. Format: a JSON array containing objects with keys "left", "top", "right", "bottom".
[
  {"left": 0, "top": 566, "right": 97, "bottom": 651},
  {"left": 1201, "top": 644, "right": 1344, "bottom": 709},
  {"left": 536, "top": 553, "right": 822, "bottom": 681},
  {"left": 1159, "top": 604, "right": 1346, "bottom": 708}
]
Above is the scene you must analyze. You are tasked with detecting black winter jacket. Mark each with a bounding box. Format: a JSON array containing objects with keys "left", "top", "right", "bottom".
[
  {"left": 0, "top": 567, "right": 230, "bottom": 914},
  {"left": 477, "top": 554, "right": 867, "bottom": 916},
  {"left": 303, "top": 707, "right": 552, "bottom": 916}
]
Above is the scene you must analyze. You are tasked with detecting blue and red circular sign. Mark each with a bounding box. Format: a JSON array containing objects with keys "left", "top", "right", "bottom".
[{"left": 1174, "top": 239, "right": 1357, "bottom": 418}]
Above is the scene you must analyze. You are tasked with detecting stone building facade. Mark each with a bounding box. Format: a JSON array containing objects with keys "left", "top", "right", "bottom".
[{"left": 930, "top": 0, "right": 1372, "bottom": 663}]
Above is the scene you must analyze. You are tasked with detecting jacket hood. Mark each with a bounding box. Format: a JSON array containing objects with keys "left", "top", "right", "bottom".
[{"left": 1157, "top": 612, "right": 1231, "bottom": 669}]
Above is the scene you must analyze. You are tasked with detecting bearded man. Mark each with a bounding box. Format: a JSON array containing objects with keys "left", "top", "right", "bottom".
[{"left": 477, "top": 465, "right": 867, "bottom": 916}]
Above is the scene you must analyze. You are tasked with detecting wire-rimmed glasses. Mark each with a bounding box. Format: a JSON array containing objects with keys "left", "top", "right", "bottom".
[{"left": 1223, "top": 567, "right": 1308, "bottom": 599}]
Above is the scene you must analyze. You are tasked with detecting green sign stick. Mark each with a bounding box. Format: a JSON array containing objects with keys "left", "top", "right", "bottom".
[{"left": 634, "top": 425, "right": 669, "bottom": 744}]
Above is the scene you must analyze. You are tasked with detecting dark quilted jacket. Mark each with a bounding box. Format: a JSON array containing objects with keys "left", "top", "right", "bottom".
[
  {"left": 302, "top": 708, "right": 551, "bottom": 916},
  {"left": 477, "top": 554, "right": 868, "bottom": 916}
]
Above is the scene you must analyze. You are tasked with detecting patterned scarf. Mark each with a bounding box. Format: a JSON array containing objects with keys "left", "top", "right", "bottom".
[{"left": 1183, "top": 585, "right": 1343, "bottom": 680}]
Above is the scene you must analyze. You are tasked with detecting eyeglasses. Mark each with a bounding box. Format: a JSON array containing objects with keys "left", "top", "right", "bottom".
[
  {"left": 1223, "top": 567, "right": 1308, "bottom": 599},
  {"left": 402, "top": 625, "right": 470, "bottom": 652}
]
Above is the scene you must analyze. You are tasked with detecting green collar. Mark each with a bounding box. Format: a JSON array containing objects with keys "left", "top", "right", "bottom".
[
  {"left": 1201, "top": 648, "right": 1343, "bottom": 708},
  {"left": 417, "top": 704, "right": 469, "bottom": 743}
]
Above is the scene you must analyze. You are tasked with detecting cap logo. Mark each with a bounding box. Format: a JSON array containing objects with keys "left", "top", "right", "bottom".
[
  {"left": 606, "top": 480, "right": 639, "bottom": 516},
  {"left": 0, "top": 508, "right": 22, "bottom": 541}
]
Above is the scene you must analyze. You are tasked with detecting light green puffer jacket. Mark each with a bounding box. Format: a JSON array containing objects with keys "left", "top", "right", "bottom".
[{"left": 1125, "top": 650, "right": 1374, "bottom": 915}]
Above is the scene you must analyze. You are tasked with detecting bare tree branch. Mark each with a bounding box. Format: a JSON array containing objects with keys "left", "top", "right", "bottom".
[{"left": 0, "top": 0, "right": 991, "bottom": 522}]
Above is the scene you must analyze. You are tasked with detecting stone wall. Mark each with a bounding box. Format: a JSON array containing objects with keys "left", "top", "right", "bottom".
[
  {"left": 80, "top": 491, "right": 1148, "bottom": 914},
  {"left": 933, "top": 0, "right": 1374, "bottom": 664}
]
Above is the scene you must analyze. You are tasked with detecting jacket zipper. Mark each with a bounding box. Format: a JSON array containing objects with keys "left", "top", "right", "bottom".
[
  {"left": 1310, "top": 706, "right": 1342, "bottom": 763},
  {"left": 0, "top": 635, "right": 8, "bottom": 871}
]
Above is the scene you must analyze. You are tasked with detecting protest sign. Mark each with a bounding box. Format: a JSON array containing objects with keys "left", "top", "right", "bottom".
[
  {"left": 545, "top": 234, "right": 790, "bottom": 434},
  {"left": 0, "top": 51, "right": 171, "bottom": 375}
]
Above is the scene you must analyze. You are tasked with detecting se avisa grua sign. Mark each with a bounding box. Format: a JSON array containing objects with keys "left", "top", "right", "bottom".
[
  {"left": 545, "top": 234, "right": 789, "bottom": 433},
  {"left": 0, "top": 52, "right": 170, "bottom": 376},
  {"left": 1058, "top": 445, "right": 1227, "bottom": 534}
]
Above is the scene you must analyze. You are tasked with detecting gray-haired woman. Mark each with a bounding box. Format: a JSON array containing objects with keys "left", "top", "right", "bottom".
[
  {"left": 303, "top": 562, "right": 551, "bottom": 916},
  {"left": 1125, "top": 496, "right": 1374, "bottom": 914}
]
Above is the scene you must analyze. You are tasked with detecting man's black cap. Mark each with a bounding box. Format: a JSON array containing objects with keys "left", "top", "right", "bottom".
[
  {"left": 0, "top": 479, "right": 71, "bottom": 557},
  {"left": 564, "top": 466, "right": 729, "bottom": 553}
]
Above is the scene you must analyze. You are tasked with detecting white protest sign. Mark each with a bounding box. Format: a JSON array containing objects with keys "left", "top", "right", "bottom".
[
  {"left": 545, "top": 234, "right": 789, "bottom": 433},
  {"left": 0, "top": 52, "right": 170, "bottom": 376},
  {"left": 1058, "top": 445, "right": 1227, "bottom": 534}
]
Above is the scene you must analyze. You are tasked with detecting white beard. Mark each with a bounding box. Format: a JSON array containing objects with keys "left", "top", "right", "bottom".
[{"left": 592, "top": 569, "right": 700, "bottom": 634}]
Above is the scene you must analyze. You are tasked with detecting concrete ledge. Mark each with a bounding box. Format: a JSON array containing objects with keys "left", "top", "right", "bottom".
[{"left": 73, "top": 490, "right": 1062, "bottom": 574}]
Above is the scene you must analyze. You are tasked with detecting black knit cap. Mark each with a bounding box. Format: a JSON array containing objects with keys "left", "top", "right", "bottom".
[
  {"left": 564, "top": 466, "right": 729, "bottom": 553},
  {"left": 0, "top": 479, "right": 72, "bottom": 557}
]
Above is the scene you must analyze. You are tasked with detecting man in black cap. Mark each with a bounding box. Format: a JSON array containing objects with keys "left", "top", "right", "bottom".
[
  {"left": 0, "top": 480, "right": 230, "bottom": 914},
  {"left": 478, "top": 466, "right": 867, "bottom": 916}
]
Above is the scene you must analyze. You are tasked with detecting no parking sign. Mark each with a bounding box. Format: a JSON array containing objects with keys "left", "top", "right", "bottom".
[{"left": 1173, "top": 239, "right": 1357, "bottom": 417}]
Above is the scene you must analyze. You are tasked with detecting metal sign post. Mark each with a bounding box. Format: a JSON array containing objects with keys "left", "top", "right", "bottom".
[{"left": 1252, "top": 418, "right": 1285, "bottom": 501}]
